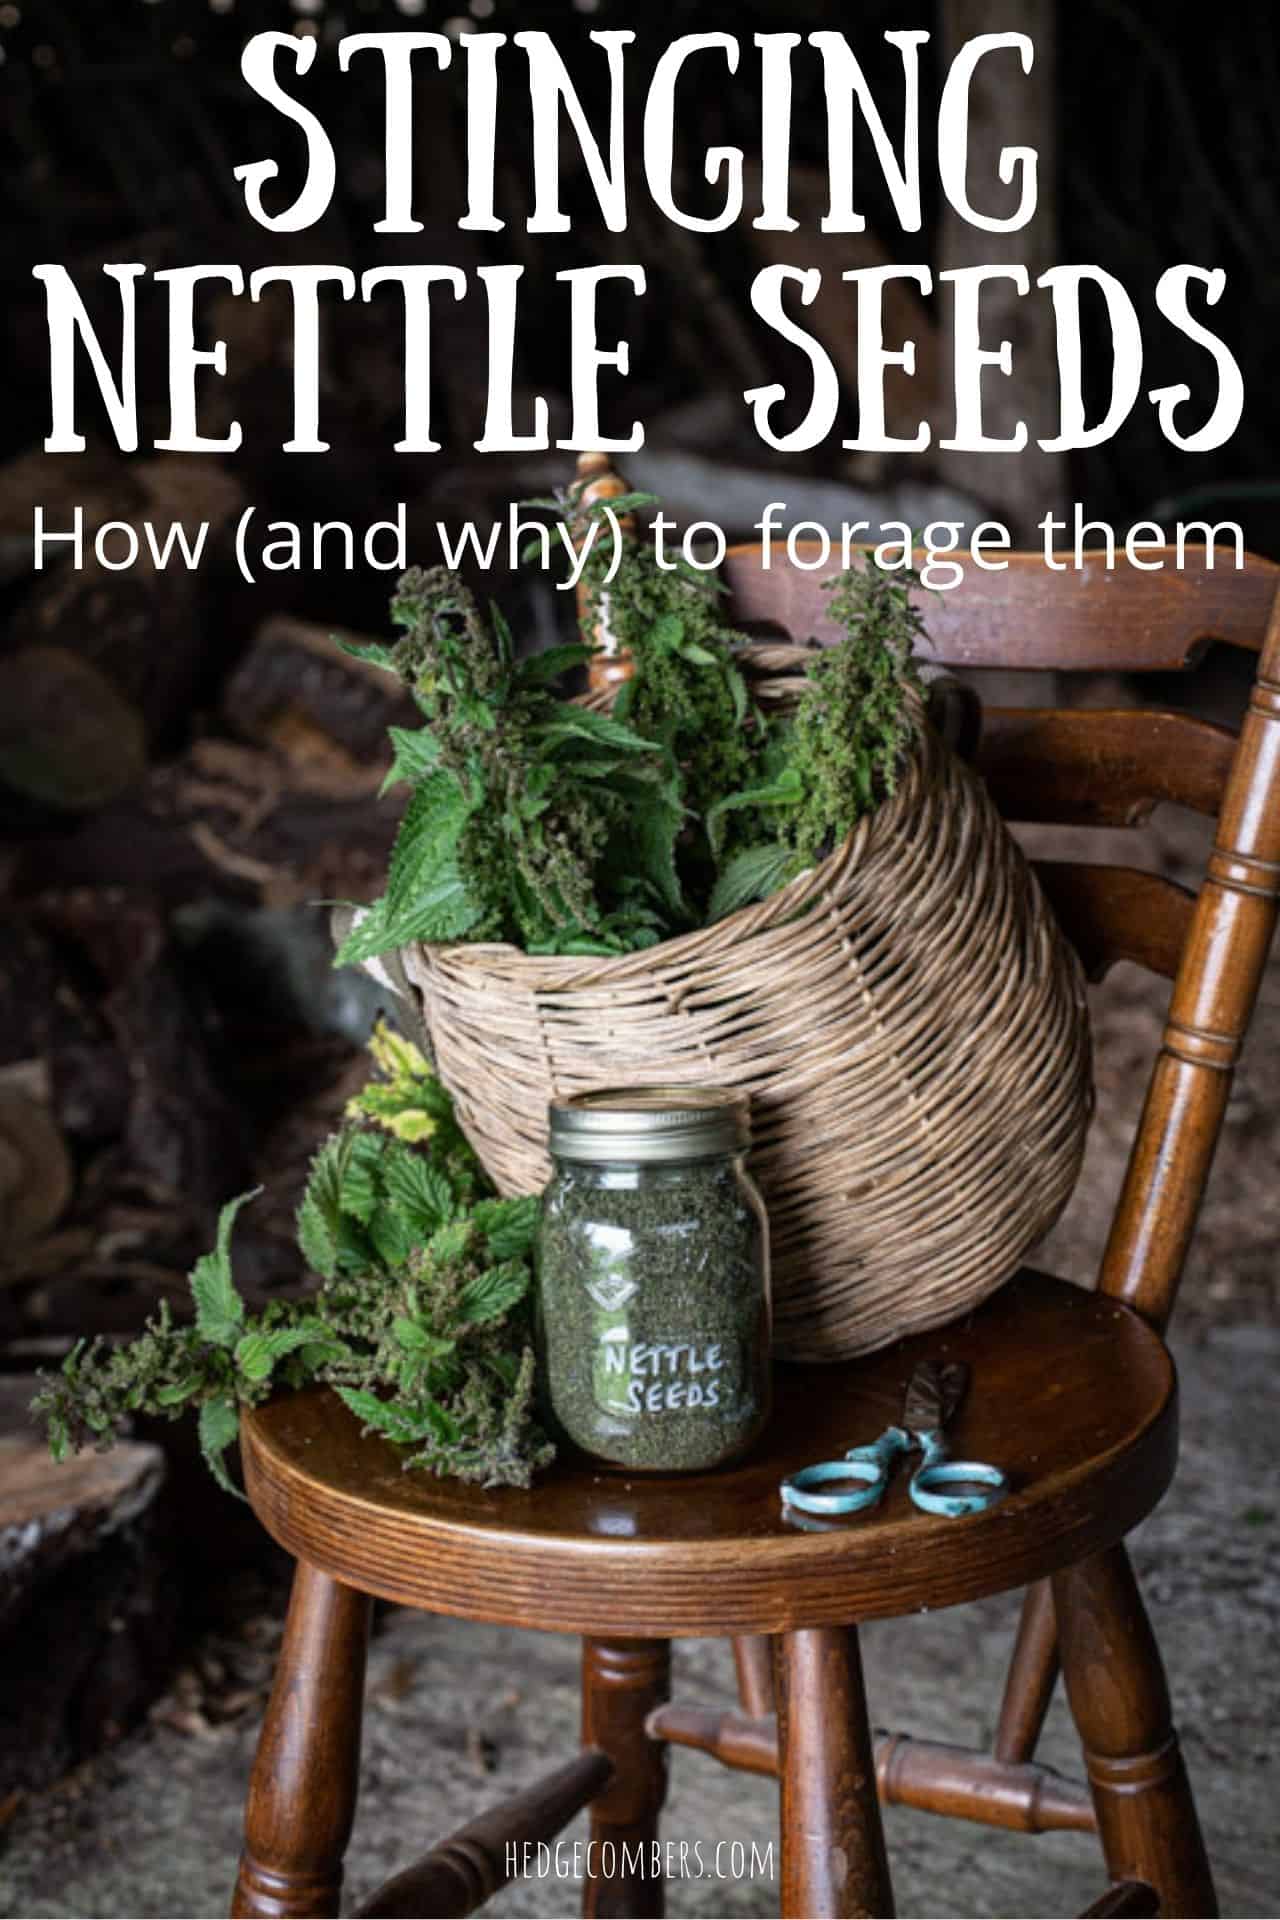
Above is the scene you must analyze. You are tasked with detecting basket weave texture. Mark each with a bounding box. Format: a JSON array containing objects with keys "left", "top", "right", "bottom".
[{"left": 394, "top": 707, "right": 1093, "bottom": 1362}]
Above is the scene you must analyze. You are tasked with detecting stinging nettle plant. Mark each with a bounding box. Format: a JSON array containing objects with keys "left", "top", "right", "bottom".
[
  {"left": 337, "top": 487, "right": 925, "bottom": 966},
  {"left": 35, "top": 1026, "right": 553, "bottom": 1492}
]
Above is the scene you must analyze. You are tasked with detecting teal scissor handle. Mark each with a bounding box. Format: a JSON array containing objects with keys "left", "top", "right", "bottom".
[
  {"left": 909, "top": 1429, "right": 1008, "bottom": 1517},
  {"left": 781, "top": 1426, "right": 1008, "bottom": 1520},
  {"left": 780, "top": 1426, "right": 911, "bottom": 1516}
]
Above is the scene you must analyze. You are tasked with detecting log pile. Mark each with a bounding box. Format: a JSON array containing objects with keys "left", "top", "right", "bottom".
[
  {"left": 0, "top": 1375, "right": 171, "bottom": 1793},
  {"left": 0, "top": 550, "right": 417, "bottom": 1348},
  {"left": 0, "top": 451, "right": 425, "bottom": 1781}
]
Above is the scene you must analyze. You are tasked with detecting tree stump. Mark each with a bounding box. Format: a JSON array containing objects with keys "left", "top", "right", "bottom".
[{"left": 0, "top": 1375, "right": 174, "bottom": 1793}]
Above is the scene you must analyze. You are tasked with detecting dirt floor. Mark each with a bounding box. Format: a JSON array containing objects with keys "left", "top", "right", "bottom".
[{"left": 2, "top": 805, "right": 1279, "bottom": 1920}]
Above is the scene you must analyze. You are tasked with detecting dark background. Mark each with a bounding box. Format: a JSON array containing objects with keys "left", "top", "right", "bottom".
[
  {"left": 6, "top": 0, "right": 1280, "bottom": 569},
  {"left": 1, "top": 0, "right": 1277, "bottom": 1803}
]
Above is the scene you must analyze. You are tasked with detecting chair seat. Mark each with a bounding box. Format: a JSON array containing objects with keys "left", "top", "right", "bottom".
[{"left": 240, "top": 1272, "right": 1176, "bottom": 1639}]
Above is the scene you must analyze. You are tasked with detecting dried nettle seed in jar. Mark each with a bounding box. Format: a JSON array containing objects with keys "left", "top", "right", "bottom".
[{"left": 536, "top": 1088, "right": 771, "bottom": 1472}]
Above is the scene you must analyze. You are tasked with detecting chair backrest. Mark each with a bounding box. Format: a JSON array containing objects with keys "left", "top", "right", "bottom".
[{"left": 721, "top": 543, "right": 1280, "bottom": 1333}]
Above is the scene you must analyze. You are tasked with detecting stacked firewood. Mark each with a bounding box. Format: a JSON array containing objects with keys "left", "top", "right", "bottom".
[{"left": 0, "top": 454, "right": 421, "bottom": 1355}]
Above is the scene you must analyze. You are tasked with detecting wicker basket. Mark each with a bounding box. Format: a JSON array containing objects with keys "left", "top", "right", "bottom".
[{"left": 385, "top": 679, "right": 1093, "bottom": 1362}]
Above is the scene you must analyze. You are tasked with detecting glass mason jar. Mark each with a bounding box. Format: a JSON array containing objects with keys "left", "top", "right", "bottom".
[{"left": 536, "top": 1087, "right": 771, "bottom": 1472}]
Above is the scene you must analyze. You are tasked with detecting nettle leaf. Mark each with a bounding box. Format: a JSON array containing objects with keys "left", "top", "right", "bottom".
[
  {"left": 428, "top": 1218, "right": 474, "bottom": 1264},
  {"left": 515, "top": 642, "right": 593, "bottom": 690},
  {"left": 386, "top": 775, "right": 468, "bottom": 900},
  {"left": 300, "top": 1322, "right": 351, "bottom": 1364},
  {"left": 334, "top": 1208, "right": 378, "bottom": 1275},
  {"left": 533, "top": 932, "right": 630, "bottom": 957},
  {"left": 299, "top": 1133, "right": 392, "bottom": 1277},
  {"left": 547, "top": 765, "right": 621, "bottom": 799},
  {"left": 367, "top": 1022, "right": 432, "bottom": 1086},
  {"left": 338, "top": 637, "right": 397, "bottom": 673},
  {"left": 630, "top": 785, "right": 686, "bottom": 917},
  {"left": 295, "top": 1183, "right": 337, "bottom": 1279},
  {"left": 189, "top": 1190, "right": 259, "bottom": 1348},
  {"left": 382, "top": 725, "right": 441, "bottom": 791},
  {"left": 336, "top": 864, "right": 483, "bottom": 964},
  {"left": 154, "top": 1375, "right": 203, "bottom": 1408},
  {"left": 708, "top": 843, "right": 800, "bottom": 922},
  {"left": 369, "top": 1201, "right": 417, "bottom": 1271},
  {"left": 44, "top": 1410, "right": 70, "bottom": 1465},
  {"left": 706, "top": 766, "right": 804, "bottom": 853},
  {"left": 382, "top": 1145, "right": 454, "bottom": 1237},
  {"left": 235, "top": 1321, "right": 328, "bottom": 1386},
  {"left": 540, "top": 705, "right": 656, "bottom": 756},
  {"left": 392, "top": 1319, "right": 455, "bottom": 1362},
  {"left": 336, "top": 1386, "right": 437, "bottom": 1447},
  {"left": 581, "top": 489, "right": 656, "bottom": 519},
  {"left": 336, "top": 776, "right": 482, "bottom": 965},
  {"left": 473, "top": 1195, "right": 539, "bottom": 1261},
  {"left": 459, "top": 1261, "right": 529, "bottom": 1325},
  {"left": 338, "top": 1131, "right": 385, "bottom": 1225},
  {"left": 414, "top": 1397, "right": 462, "bottom": 1444},
  {"left": 198, "top": 1398, "right": 243, "bottom": 1500},
  {"left": 461, "top": 695, "right": 498, "bottom": 733},
  {"left": 332, "top": 896, "right": 395, "bottom": 969},
  {"left": 397, "top": 858, "right": 484, "bottom": 944}
]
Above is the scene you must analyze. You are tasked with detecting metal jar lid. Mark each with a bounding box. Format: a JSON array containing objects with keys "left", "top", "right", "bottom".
[{"left": 548, "top": 1086, "right": 749, "bottom": 1164}]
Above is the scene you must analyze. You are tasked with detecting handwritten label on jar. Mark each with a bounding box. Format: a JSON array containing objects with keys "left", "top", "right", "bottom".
[{"left": 597, "top": 1332, "right": 729, "bottom": 1414}]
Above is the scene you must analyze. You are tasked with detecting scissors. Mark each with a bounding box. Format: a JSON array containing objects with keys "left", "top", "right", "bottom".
[{"left": 780, "top": 1360, "right": 1008, "bottom": 1519}]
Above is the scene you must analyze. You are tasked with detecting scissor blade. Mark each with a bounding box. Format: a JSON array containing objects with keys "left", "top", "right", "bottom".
[{"left": 903, "top": 1360, "right": 969, "bottom": 1433}]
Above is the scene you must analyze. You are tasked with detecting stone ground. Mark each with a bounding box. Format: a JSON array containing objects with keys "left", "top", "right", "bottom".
[{"left": 2, "top": 803, "right": 1279, "bottom": 1920}]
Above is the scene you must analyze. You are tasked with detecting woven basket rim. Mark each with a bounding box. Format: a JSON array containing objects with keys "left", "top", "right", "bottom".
[{"left": 412, "top": 721, "right": 938, "bottom": 989}]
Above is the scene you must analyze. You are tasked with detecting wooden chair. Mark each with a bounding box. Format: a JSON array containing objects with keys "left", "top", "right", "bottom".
[{"left": 229, "top": 532, "right": 1280, "bottom": 1920}]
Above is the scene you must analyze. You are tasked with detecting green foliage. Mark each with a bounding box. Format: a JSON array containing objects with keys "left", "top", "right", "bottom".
[
  {"left": 578, "top": 511, "right": 924, "bottom": 921},
  {"left": 781, "top": 565, "right": 925, "bottom": 864},
  {"left": 198, "top": 1398, "right": 242, "bottom": 1497},
  {"left": 334, "top": 566, "right": 681, "bottom": 962},
  {"left": 190, "top": 1189, "right": 257, "bottom": 1347},
  {"left": 33, "top": 1023, "right": 553, "bottom": 1494},
  {"left": 707, "top": 842, "right": 799, "bottom": 923},
  {"left": 330, "top": 506, "right": 926, "bottom": 963},
  {"left": 345, "top": 1024, "right": 472, "bottom": 1162},
  {"left": 580, "top": 543, "right": 755, "bottom": 820},
  {"left": 699, "top": 558, "right": 926, "bottom": 912}
]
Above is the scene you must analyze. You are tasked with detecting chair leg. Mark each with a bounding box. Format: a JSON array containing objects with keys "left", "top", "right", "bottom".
[
  {"left": 994, "top": 1579, "right": 1060, "bottom": 1763},
  {"left": 732, "top": 1634, "right": 776, "bottom": 1716},
  {"left": 231, "top": 1561, "right": 373, "bottom": 1920},
  {"left": 775, "top": 1627, "right": 895, "bottom": 1920},
  {"left": 580, "top": 1637, "right": 670, "bottom": 1919},
  {"left": 1053, "top": 1545, "right": 1217, "bottom": 1920}
]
